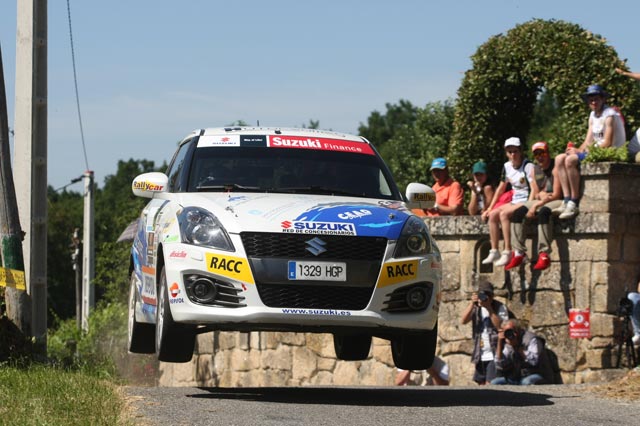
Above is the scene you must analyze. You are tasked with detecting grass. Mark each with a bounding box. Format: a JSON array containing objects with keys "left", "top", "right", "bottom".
[{"left": 0, "top": 364, "right": 133, "bottom": 426}]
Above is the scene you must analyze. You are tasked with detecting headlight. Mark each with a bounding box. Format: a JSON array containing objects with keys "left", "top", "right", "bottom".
[
  {"left": 394, "top": 216, "right": 434, "bottom": 258},
  {"left": 178, "top": 207, "right": 234, "bottom": 251}
]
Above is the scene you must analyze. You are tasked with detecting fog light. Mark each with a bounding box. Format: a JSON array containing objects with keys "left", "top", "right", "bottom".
[
  {"left": 406, "top": 287, "right": 428, "bottom": 310},
  {"left": 192, "top": 278, "right": 217, "bottom": 303}
]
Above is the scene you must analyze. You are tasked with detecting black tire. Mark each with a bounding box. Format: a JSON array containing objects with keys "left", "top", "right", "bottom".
[
  {"left": 127, "top": 271, "right": 155, "bottom": 354},
  {"left": 391, "top": 325, "right": 437, "bottom": 370},
  {"left": 156, "top": 267, "right": 196, "bottom": 363},
  {"left": 333, "top": 334, "right": 372, "bottom": 361}
]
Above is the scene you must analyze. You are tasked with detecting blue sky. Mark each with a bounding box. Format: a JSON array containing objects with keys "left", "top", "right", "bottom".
[{"left": 1, "top": 0, "right": 638, "bottom": 190}]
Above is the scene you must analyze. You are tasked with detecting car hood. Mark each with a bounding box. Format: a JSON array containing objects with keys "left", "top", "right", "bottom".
[{"left": 175, "top": 193, "right": 412, "bottom": 239}]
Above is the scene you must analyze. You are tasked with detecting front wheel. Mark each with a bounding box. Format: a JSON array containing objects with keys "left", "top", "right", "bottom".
[
  {"left": 391, "top": 324, "right": 437, "bottom": 370},
  {"left": 127, "top": 271, "right": 155, "bottom": 354},
  {"left": 156, "top": 267, "right": 196, "bottom": 363}
]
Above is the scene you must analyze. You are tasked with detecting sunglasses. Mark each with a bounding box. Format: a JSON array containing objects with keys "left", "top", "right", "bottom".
[{"left": 533, "top": 150, "right": 547, "bottom": 156}]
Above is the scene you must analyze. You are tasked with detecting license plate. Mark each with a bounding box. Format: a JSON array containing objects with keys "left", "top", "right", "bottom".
[{"left": 288, "top": 261, "right": 347, "bottom": 281}]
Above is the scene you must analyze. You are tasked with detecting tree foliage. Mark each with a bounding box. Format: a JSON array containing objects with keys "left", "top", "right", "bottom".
[
  {"left": 358, "top": 99, "right": 419, "bottom": 153},
  {"left": 448, "top": 18, "right": 640, "bottom": 183},
  {"left": 383, "top": 101, "right": 455, "bottom": 190}
]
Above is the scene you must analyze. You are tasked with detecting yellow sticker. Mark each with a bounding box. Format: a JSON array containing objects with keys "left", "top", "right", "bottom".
[
  {"left": 377, "top": 260, "right": 418, "bottom": 288},
  {"left": 0, "top": 267, "right": 26, "bottom": 290},
  {"left": 413, "top": 192, "right": 436, "bottom": 202},
  {"left": 205, "top": 253, "right": 255, "bottom": 284}
]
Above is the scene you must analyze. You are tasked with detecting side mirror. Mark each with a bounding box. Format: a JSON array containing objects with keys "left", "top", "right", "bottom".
[
  {"left": 132, "top": 172, "right": 169, "bottom": 198},
  {"left": 405, "top": 182, "right": 436, "bottom": 210}
]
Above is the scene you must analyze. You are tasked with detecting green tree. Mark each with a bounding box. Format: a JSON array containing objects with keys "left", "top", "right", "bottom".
[
  {"left": 384, "top": 100, "right": 455, "bottom": 190},
  {"left": 358, "top": 99, "right": 419, "bottom": 154}
]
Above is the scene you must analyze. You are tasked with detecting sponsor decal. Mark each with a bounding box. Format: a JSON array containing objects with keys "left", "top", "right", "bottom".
[
  {"left": 412, "top": 192, "right": 436, "bottom": 202},
  {"left": 268, "top": 136, "right": 374, "bottom": 155},
  {"left": 281, "top": 308, "right": 352, "bottom": 316},
  {"left": 132, "top": 180, "right": 164, "bottom": 192},
  {"left": 205, "top": 253, "right": 255, "bottom": 284},
  {"left": 169, "top": 282, "right": 184, "bottom": 304},
  {"left": 196, "top": 134, "right": 241, "bottom": 147},
  {"left": 163, "top": 234, "right": 179, "bottom": 243},
  {"left": 169, "top": 250, "right": 187, "bottom": 259},
  {"left": 281, "top": 220, "right": 357, "bottom": 236},
  {"left": 377, "top": 260, "right": 419, "bottom": 287},
  {"left": 337, "top": 209, "right": 372, "bottom": 220},
  {"left": 240, "top": 135, "right": 267, "bottom": 147}
]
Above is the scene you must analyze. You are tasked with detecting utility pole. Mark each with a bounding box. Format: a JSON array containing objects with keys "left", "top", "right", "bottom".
[
  {"left": 71, "top": 228, "right": 81, "bottom": 330},
  {"left": 0, "top": 45, "right": 29, "bottom": 334},
  {"left": 81, "top": 171, "right": 94, "bottom": 332},
  {"left": 14, "top": 0, "right": 48, "bottom": 354}
]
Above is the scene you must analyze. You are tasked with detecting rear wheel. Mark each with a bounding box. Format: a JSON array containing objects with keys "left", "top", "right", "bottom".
[
  {"left": 127, "top": 271, "right": 155, "bottom": 354},
  {"left": 333, "top": 334, "right": 372, "bottom": 361},
  {"left": 391, "top": 324, "right": 437, "bottom": 370},
  {"left": 156, "top": 267, "right": 196, "bottom": 363}
]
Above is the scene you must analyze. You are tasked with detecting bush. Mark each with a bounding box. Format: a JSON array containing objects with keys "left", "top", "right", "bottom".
[{"left": 584, "top": 143, "right": 630, "bottom": 163}]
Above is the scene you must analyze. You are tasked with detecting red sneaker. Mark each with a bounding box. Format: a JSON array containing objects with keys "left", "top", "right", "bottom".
[
  {"left": 533, "top": 252, "right": 550, "bottom": 270},
  {"left": 504, "top": 253, "right": 525, "bottom": 270}
]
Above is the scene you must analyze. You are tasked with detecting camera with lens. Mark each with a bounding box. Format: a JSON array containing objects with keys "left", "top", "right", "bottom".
[
  {"left": 477, "top": 291, "right": 489, "bottom": 302},
  {"left": 618, "top": 296, "right": 633, "bottom": 317},
  {"left": 504, "top": 329, "right": 517, "bottom": 340}
]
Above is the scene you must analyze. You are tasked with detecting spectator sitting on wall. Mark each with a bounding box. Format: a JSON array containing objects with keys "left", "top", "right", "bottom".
[
  {"left": 481, "top": 137, "right": 537, "bottom": 267},
  {"left": 491, "top": 319, "right": 554, "bottom": 385},
  {"left": 460, "top": 280, "right": 514, "bottom": 385},
  {"left": 467, "top": 160, "right": 496, "bottom": 216},
  {"left": 505, "top": 141, "right": 563, "bottom": 271},
  {"left": 423, "top": 157, "right": 464, "bottom": 216},
  {"left": 395, "top": 356, "right": 450, "bottom": 386},
  {"left": 553, "top": 84, "right": 626, "bottom": 219},
  {"left": 627, "top": 280, "right": 640, "bottom": 346}
]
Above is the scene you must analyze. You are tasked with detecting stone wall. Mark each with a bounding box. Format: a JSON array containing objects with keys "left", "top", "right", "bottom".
[{"left": 159, "top": 162, "right": 640, "bottom": 387}]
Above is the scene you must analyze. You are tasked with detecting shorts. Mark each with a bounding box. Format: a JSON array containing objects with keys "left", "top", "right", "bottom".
[{"left": 577, "top": 152, "right": 587, "bottom": 162}]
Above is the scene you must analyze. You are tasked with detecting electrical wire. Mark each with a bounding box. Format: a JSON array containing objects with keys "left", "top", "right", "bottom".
[{"left": 66, "top": 0, "right": 90, "bottom": 171}]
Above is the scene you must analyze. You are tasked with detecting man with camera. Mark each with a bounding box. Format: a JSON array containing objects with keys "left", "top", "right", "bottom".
[
  {"left": 461, "top": 281, "right": 513, "bottom": 384},
  {"left": 626, "top": 281, "right": 640, "bottom": 346},
  {"left": 491, "top": 319, "right": 554, "bottom": 385}
]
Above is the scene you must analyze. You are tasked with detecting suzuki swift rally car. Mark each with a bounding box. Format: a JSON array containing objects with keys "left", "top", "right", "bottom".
[{"left": 127, "top": 127, "right": 441, "bottom": 369}]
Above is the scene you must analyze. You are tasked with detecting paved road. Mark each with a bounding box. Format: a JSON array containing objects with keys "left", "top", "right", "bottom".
[{"left": 124, "top": 384, "right": 638, "bottom": 426}]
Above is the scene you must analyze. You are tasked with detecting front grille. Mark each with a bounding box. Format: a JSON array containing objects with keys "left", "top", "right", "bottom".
[
  {"left": 257, "top": 284, "right": 373, "bottom": 310},
  {"left": 240, "top": 232, "right": 387, "bottom": 260}
]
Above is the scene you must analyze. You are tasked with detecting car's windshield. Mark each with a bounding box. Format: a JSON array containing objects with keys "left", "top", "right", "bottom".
[{"left": 187, "top": 146, "right": 398, "bottom": 199}]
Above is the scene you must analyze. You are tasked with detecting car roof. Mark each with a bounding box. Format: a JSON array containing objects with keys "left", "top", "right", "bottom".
[{"left": 182, "top": 127, "right": 369, "bottom": 145}]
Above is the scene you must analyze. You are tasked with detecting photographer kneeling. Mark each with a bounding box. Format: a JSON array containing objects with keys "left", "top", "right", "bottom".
[{"left": 491, "top": 319, "right": 553, "bottom": 385}]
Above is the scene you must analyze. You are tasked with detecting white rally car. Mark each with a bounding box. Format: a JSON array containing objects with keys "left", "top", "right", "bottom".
[{"left": 127, "top": 127, "right": 441, "bottom": 369}]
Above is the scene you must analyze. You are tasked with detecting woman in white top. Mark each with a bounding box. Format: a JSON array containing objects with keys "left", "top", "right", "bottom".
[
  {"left": 481, "top": 137, "right": 537, "bottom": 267},
  {"left": 553, "top": 84, "right": 626, "bottom": 219}
]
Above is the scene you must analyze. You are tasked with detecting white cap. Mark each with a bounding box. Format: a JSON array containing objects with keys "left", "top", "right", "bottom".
[{"left": 504, "top": 137, "right": 521, "bottom": 148}]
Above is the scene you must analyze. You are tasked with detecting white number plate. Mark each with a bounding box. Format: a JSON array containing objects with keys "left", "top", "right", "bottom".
[{"left": 288, "top": 261, "right": 347, "bottom": 281}]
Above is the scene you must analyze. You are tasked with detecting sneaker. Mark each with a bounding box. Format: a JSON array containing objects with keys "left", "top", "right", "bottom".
[
  {"left": 533, "top": 252, "right": 551, "bottom": 271},
  {"left": 559, "top": 201, "right": 579, "bottom": 219},
  {"left": 552, "top": 201, "right": 568, "bottom": 215},
  {"left": 633, "top": 334, "right": 640, "bottom": 346},
  {"left": 504, "top": 253, "right": 526, "bottom": 270},
  {"left": 482, "top": 249, "right": 500, "bottom": 264},
  {"left": 495, "top": 250, "right": 512, "bottom": 267}
]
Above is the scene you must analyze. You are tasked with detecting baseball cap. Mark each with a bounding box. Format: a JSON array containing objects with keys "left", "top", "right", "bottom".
[
  {"left": 504, "top": 137, "right": 521, "bottom": 148},
  {"left": 581, "top": 84, "right": 609, "bottom": 101},
  {"left": 532, "top": 141, "right": 549, "bottom": 153},
  {"left": 430, "top": 157, "right": 447, "bottom": 170},
  {"left": 472, "top": 161, "right": 487, "bottom": 174},
  {"left": 478, "top": 280, "right": 494, "bottom": 295}
]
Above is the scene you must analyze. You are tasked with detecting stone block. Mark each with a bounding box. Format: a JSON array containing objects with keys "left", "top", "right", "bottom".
[
  {"left": 371, "top": 339, "right": 393, "bottom": 366},
  {"left": 239, "top": 332, "right": 250, "bottom": 350},
  {"left": 261, "top": 345, "right": 292, "bottom": 371},
  {"left": 439, "top": 299, "right": 477, "bottom": 341},
  {"left": 263, "top": 332, "right": 280, "bottom": 350},
  {"left": 439, "top": 339, "right": 473, "bottom": 356},
  {"left": 435, "top": 239, "right": 460, "bottom": 253},
  {"left": 589, "top": 313, "right": 615, "bottom": 337},
  {"left": 574, "top": 368, "right": 627, "bottom": 384},
  {"left": 622, "top": 235, "right": 640, "bottom": 261},
  {"left": 216, "top": 331, "right": 239, "bottom": 350},
  {"left": 278, "top": 332, "right": 306, "bottom": 346},
  {"left": 262, "top": 369, "right": 291, "bottom": 387},
  {"left": 194, "top": 355, "right": 214, "bottom": 385},
  {"left": 230, "top": 349, "right": 252, "bottom": 372},
  {"left": 292, "top": 346, "right": 318, "bottom": 380},
  {"left": 316, "top": 356, "right": 336, "bottom": 372},
  {"left": 310, "top": 371, "right": 334, "bottom": 385},
  {"left": 305, "top": 333, "right": 335, "bottom": 357},
  {"left": 332, "top": 361, "right": 361, "bottom": 385},
  {"left": 567, "top": 238, "right": 609, "bottom": 262},
  {"left": 195, "top": 332, "right": 214, "bottom": 355},
  {"left": 444, "top": 354, "right": 475, "bottom": 386},
  {"left": 529, "top": 290, "right": 571, "bottom": 327},
  {"left": 358, "top": 360, "right": 395, "bottom": 386}
]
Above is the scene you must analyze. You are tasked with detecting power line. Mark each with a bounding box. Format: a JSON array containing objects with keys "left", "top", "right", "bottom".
[{"left": 66, "top": 0, "right": 90, "bottom": 171}]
